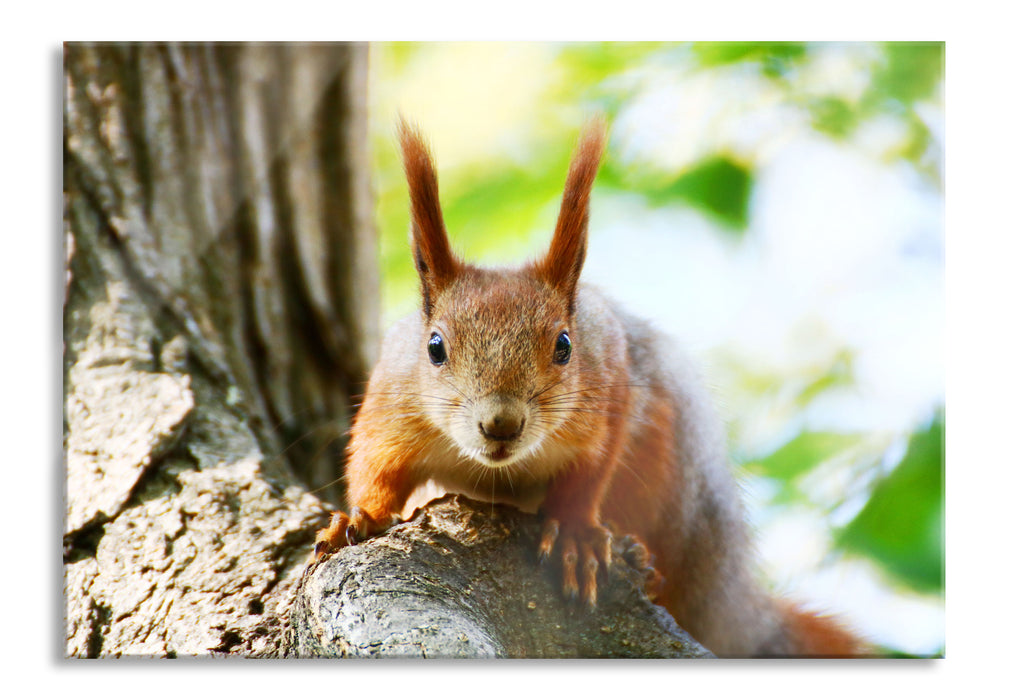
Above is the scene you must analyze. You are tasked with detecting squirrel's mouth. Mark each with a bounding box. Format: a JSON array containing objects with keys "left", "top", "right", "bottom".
[
  {"left": 468, "top": 442, "right": 526, "bottom": 468},
  {"left": 458, "top": 426, "right": 544, "bottom": 468},
  {"left": 486, "top": 445, "right": 512, "bottom": 462}
]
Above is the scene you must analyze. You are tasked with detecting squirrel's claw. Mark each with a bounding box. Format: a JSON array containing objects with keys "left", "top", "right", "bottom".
[
  {"left": 313, "top": 508, "right": 402, "bottom": 561},
  {"left": 618, "top": 534, "right": 664, "bottom": 602},
  {"left": 539, "top": 518, "right": 612, "bottom": 609},
  {"left": 538, "top": 518, "right": 561, "bottom": 562},
  {"left": 314, "top": 511, "right": 352, "bottom": 560}
]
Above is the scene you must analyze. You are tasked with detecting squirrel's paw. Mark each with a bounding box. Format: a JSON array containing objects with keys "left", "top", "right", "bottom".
[
  {"left": 313, "top": 507, "right": 401, "bottom": 560},
  {"left": 538, "top": 518, "right": 612, "bottom": 609},
  {"left": 618, "top": 534, "right": 665, "bottom": 603}
]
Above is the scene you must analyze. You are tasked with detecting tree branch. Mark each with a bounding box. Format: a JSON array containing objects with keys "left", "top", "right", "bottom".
[{"left": 287, "top": 495, "right": 713, "bottom": 658}]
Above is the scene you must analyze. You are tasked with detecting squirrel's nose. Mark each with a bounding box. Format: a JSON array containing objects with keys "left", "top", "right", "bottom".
[{"left": 479, "top": 414, "right": 526, "bottom": 442}]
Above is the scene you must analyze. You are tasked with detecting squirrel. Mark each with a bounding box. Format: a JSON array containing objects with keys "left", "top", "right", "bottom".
[{"left": 314, "top": 118, "right": 865, "bottom": 658}]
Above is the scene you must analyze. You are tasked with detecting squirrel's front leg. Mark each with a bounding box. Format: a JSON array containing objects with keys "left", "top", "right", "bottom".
[
  {"left": 537, "top": 460, "right": 615, "bottom": 608},
  {"left": 313, "top": 442, "right": 418, "bottom": 560}
]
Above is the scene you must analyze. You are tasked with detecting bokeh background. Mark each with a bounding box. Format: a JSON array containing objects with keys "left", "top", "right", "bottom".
[{"left": 366, "top": 42, "right": 944, "bottom": 657}]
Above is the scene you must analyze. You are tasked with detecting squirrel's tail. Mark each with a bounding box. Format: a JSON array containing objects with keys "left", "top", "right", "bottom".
[{"left": 771, "top": 600, "right": 869, "bottom": 657}]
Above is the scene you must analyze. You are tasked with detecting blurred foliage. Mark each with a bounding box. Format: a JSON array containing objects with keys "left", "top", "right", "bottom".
[
  {"left": 809, "top": 96, "right": 860, "bottom": 139},
  {"left": 372, "top": 42, "right": 944, "bottom": 314},
  {"left": 838, "top": 412, "right": 945, "bottom": 594},
  {"left": 871, "top": 42, "right": 944, "bottom": 107},
  {"left": 750, "top": 431, "right": 863, "bottom": 484},
  {"left": 555, "top": 42, "right": 669, "bottom": 91},
  {"left": 642, "top": 155, "right": 753, "bottom": 232},
  {"left": 599, "top": 155, "right": 754, "bottom": 233},
  {"left": 691, "top": 41, "right": 807, "bottom": 78},
  {"left": 369, "top": 41, "right": 944, "bottom": 655},
  {"left": 809, "top": 42, "right": 943, "bottom": 180}
]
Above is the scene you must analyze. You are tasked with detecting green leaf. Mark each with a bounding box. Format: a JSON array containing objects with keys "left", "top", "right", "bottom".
[
  {"left": 870, "top": 42, "right": 944, "bottom": 107},
  {"left": 600, "top": 156, "right": 753, "bottom": 232},
  {"left": 808, "top": 96, "right": 860, "bottom": 140},
  {"left": 650, "top": 156, "right": 754, "bottom": 232},
  {"left": 749, "top": 431, "right": 863, "bottom": 482},
  {"left": 837, "top": 412, "right": 945, "bottom": 594}
]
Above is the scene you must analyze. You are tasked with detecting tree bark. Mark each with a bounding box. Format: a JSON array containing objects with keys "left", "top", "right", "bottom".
[{"left": 63, "top": 42, "right": 373, "bottom": 656}]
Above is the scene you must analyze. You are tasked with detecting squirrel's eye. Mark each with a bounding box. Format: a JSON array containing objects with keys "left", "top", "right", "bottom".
[
  {"left": 553, "top": 331, "right": 572, "bottom": 365},
  {"left": 428, "top": 332, "right": 447, "bottom": 366}
]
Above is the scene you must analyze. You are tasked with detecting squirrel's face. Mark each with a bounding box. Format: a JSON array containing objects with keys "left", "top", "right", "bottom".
[
  {"left": 418, "top": 269, "right": 579, "bottom": 468},
  {"left": 397, "top": 119, "right": 606, "bottom": 470}
]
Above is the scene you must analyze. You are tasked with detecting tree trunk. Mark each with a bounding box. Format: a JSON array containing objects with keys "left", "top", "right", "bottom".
[{"left": 63, "top": 42, "right": 374, "bottom": 656}]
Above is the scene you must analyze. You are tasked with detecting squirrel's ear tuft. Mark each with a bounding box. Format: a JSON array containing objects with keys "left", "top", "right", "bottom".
[
  {"left": 398, "top": 118, "right": 459, "bottom": 318},
  {"left": 535, "top": 118, "right": 607, "bottom": 315}
]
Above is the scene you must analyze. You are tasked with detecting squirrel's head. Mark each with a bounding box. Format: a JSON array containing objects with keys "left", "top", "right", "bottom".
[{"left": 398, "top": 119, "right": 606, "bottom": 467}]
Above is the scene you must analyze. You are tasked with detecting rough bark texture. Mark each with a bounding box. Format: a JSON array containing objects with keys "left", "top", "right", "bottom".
[
  {"left": 288, "top": 495, "right": 713, "bottom": 658},
  {"left": 63, "top": 42, "right": 373, "bottom": 657}
]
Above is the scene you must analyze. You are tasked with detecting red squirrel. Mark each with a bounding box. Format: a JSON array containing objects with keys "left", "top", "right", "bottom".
[{"left": 314, "top": 119, "right": 864, "bottom": 657}]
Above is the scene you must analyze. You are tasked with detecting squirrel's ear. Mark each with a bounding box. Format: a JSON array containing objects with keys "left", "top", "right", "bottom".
[
  {"left": 398, "top": 119, "right": 460, "bottom": 318},
  {"left": 536, "top": 119, "right": 607, "bottom": 314}
]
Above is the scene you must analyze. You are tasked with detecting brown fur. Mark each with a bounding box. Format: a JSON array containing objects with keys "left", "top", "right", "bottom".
[
  {"left": 535, "top": 117, "right": 606, "bottom": 312},
  {"left": 398, "top": 120, "right": 460, "bottom": 317},
  {"left": 315, "top": 121, "right": 865, "bottom": 657}
]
